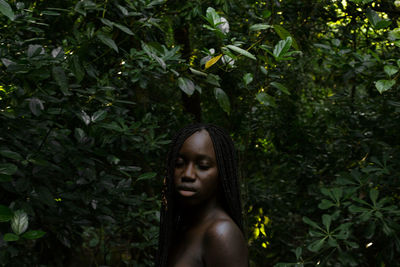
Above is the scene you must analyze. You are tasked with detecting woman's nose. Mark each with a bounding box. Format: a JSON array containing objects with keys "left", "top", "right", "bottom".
[{"left": 182, "top": 163, "right": 195, "bottom": 180}]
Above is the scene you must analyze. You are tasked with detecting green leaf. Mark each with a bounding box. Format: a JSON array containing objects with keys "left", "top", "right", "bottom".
[
  {"left": 114, "top": 23, "right": 134, "bottom": 36},
  {"left": 256, "top": 92, "right": 276, "bottom": 107},
  {"left": 190, "top": 68, "right": 208, "bottom": 77},
  {"left": 226, "top": 45, "right": 256, "bottom": 60},
  {"left": 205, "top": 7, "right": 220, "bottom": 26},
  {"left": 249, "top": 23, "right": 272, "bottom": 31},
  {"left": 349, "top": 205, "right": 369, "bottom": 213},
  {"left": 79, "top": 110, "right": 91, "bottom": 125},
  {"left": 273, "top": 37, "right": 292, "bottom": 59},
  {"left": 273, "top": 25, "right": 299, "bottom": 50},
  {"left": 97, "top": 34, "right": 118, "bottom": 52},
  {"left": 366, "top": 8, "right": 391, "bottom": 29},
  {"left": 11, "top": 210, "right": 28, "bottom": 235},
  {"left": 322, "top": 214, "right": 332, "bottom": 231},
  {"left": 0, "top": 0, "right": 15, "bottom": 21},
  {"left": 28, "top": 97, "right": 44, "bottom": 116},
  {"left": 270, "top": 82, "right": 290, "bottom": 95},
  {"left": 137, "top": 172, "right": 157, "bottom": 181},
  {"left": 3, "top": 233, "right": 19, "bottom": 241},
  {"left": 332, "top": 187, "right": 343, "bottom": 202},
  {"left": 0, "top": 150, "right": 23, "bottom": 160},
  {"left": 214, "top": 88, "right": 230, "bottom": 114},
  {"left": 369, "top": 188, "right": 379, "bottom": 206},
  {"left": 303, "top": 216, "right": 322, "bottom": 230},
  {"left": 178, "top": 77, "right": 195, "bottom": 96},
  {"left": 384, "top": 65, "right": 398, "bottom": 76},
  {"left": 243, "top": 73, "right": 253, "bottom": 85},
  {"left": 100, "top": 18, "right": 113, "bottom": 27},
  {"left": 0, "top": 174, "right": 12, "bottom": 182},
  {"left": 91, "top": 110, "right": 107, "bottom": 123},
  {"left": 0, "top": 163, "right": 18, "bottom": 175},
  {"left": 52, "top": 66, "right": 69, "bottom": 95},
  {"left": 294, "top": 247, "right": 302, "bottom": 260},
  {"left": 318, "top": 199, "right": 336, "bottom": 209},
  {"left": 307, "top": 238, "right": 325, "bottom": 252},
  {"left": 72, "top": 56, "right": 85, "bottom": 82},
  {"left": 74, "top": 128, "right": 86, "bottom": 143},
  {"left": 0, "top": 205, "right": 13, "bottom": 222},
  {"left": 22, "top": 230, "right": 46, "bottom": 239},
  {"left": 375, "top": 79, "right": 395, "bottom": 94}
]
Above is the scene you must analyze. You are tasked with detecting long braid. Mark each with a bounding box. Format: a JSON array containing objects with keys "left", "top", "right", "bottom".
[{"left": 155, "top": 124, "right": 244, "bottom": 266}]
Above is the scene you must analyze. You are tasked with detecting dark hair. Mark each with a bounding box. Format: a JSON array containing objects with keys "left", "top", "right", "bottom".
[{"left": 155, "top": 123, "right": 243, "bottom": 267}]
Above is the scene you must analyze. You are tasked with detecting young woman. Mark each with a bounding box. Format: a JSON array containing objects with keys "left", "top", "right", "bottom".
[{"left": 156, "top": 124, "right": 248, "bottom": 267}]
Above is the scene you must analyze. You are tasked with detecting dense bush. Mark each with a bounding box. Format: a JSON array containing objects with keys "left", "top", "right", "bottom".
[{"left": 1, "top": 0, "right": 399, "bottom": 266}]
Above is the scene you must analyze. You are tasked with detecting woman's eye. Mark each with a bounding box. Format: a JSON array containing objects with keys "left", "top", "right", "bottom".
[
  {"left": 175, "top": 159, "right": 184, "bottom": 167},
  {"left": 198, "top": 165, "right": 210, "bottom": 170}
]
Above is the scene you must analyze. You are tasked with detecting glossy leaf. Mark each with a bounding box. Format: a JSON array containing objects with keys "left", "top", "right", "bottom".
[
  {"left": 205, "top": 54, "right": 222, "bottom": 69},
  {"left": 0, "top": 0, "right": 15, "bottom": 21},
  {"left": 214, "top": 88, "right": 230, "bottom": 114},
  {"left": 250, "top": 23, "right": 272, "bottom": 31},
  {"left": 178, "top": 77, "right": 195, "bottom": 96},
  {"left": 375, "top": 79, "right": 395, "bottom": 94},
  {"left": 11, "top": 210, "right": 28, "bottom": 235},
  {"left": 0, "top": 150, "right": 23, "bottom": 160},
  {"left": 226, "top": 45, "right": 256, "bottom": 60},
  {"left": 384, "top": 65, "right": 398, "bottom": 76},
  {"left": 243, "top": 73, "right": 253, "bottom": 85},
  {"left": 273, "top": 24, "right": 299, "bottom": 50}
]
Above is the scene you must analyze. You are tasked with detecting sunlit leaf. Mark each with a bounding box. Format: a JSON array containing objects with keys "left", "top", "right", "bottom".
[{"left": 205, "top": 54, "right": 222, "bottom": 69}]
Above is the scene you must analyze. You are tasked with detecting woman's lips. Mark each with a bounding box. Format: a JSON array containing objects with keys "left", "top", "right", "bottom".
[
  {"left": 176, "top": 186, "right": 197, "bottom": 197},
  {"left": 178, "top": 189, "right": 196, "bottom": 197}
]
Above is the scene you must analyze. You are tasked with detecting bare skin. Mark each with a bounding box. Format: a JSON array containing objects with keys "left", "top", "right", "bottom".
[{"left": 169, "top": 130, "right": 248, "bottom": 267}]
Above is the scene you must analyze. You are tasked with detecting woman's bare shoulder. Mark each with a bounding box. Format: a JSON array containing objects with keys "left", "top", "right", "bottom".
[{"left": 202, "top": 216, "right": 248, "bottom": 266}]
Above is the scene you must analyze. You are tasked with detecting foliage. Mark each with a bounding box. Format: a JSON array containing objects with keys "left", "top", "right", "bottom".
[{"left": 0, "top": 0, "right": 399, "bottom": 266}]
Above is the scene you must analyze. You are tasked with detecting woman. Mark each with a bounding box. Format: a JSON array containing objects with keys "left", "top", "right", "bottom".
[{"left": 156, "top": 123, "right": 248, "bottom": 267}]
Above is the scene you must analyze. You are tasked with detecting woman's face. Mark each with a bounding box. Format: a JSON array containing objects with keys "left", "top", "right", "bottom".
[{"left": 173, "top": 130, "right": 219, "bottom": 206}]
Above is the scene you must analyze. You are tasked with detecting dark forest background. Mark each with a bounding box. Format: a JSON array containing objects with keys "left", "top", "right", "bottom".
[{"left": 1, "top": 0, "right": 400, "bottom": 266}]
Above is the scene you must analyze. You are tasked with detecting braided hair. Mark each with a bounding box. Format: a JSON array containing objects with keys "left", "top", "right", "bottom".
[{"left": 155, "top": 123, "right": 244, "bottom": 267}]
